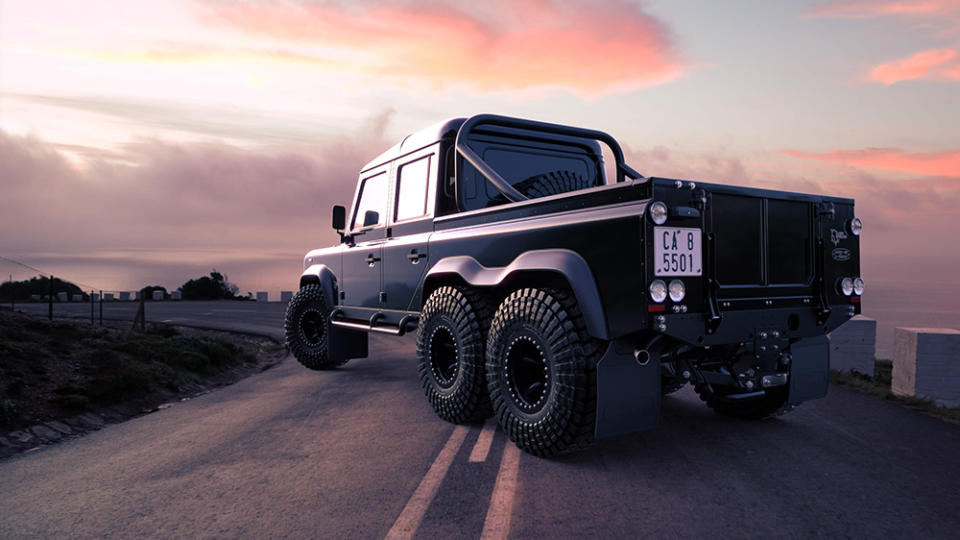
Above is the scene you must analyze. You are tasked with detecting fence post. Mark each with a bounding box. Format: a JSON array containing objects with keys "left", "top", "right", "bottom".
[
  {"left": 48, "top": 275, "right": 53, "bottom": 321},
  {"left": 90, "top": 290, "right": 94, "bottom": 324},
  {"left": 133, "top": 292, "right": 146, "bottom": 332},
  {"left": 9, "top": 273, "right": 13, "bottom": 311},
  {"left": 99, "top": 289, "right": 103, "bottom": 326}
]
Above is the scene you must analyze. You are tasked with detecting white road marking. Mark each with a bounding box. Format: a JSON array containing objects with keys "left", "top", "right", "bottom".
[
  {"left": 468, "top": 419, "right": 497, "bottom": 462},
  {"left": 384, "top": 425, "right": 469, "bottom": 540},
  {"left": 479, "top": 441, "right": 521, "bottom": 540}
]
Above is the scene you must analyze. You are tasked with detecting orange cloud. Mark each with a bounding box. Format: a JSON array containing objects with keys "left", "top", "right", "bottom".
[
  {"left": 199, "top": 0, "right": 684, "bottom": 95},
  {"left": 868, "top": 48, "right": 959, "bottom": 83},
  {"left": 782, "top": 147, "right": 960, "bottom": 177},
  {"left": 805, "top": 0, "right": 960, "bottom": 18}
]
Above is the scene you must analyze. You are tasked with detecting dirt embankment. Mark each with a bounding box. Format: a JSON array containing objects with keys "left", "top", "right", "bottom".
[{"left": 0, "top": 309, "right": 285, "bottom": 458}]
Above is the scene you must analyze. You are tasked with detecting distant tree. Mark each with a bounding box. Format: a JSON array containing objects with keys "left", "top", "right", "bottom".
[
  {"left": 139, "top": 285, "right": 168, "bottom": 301},
  {"left": 179, "top": 270, "right": 239, "bottom": 300},
  {"left": 0, "top": 276, "right": 85, "bottom": 301}
]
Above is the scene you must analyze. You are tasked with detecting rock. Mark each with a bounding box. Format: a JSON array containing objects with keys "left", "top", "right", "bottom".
[
  {"left": 30, "top": 424, "right": 63, "bottom": 442},
  {"left": 0, "top": 436, "right": 13, "bottom": 448},
  {"left": 77, "top": 413, "right": 105, "bottom": 429},
  {"left": 7, "top": 430, "right": 35, "bottom": 444},
  {"left": 45, "top": 420, "right": 73, "bottom": 435}
]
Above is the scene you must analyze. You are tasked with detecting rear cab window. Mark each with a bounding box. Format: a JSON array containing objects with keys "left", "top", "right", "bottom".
[
  {"left": 395, "top": 155, "right": 432, "bottom": 222},
  {"left": 458, "top": 137, "right": 604, "bottom": 211}
]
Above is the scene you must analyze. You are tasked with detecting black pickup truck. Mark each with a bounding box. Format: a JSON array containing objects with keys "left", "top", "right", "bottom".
[{"left": 284, "top": 114, "right": 863, "bottom": 457}]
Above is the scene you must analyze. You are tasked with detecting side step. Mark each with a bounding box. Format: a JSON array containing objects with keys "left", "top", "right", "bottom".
[{"left": 330, "top": 309, "right": 419, "bottom": 336}]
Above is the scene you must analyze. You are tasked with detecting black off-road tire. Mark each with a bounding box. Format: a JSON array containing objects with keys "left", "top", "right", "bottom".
[
  {"left": 416, "top": 286, "right": 494, "bottom": 424},
  {"left": 284, "top": 284, "right": 346, "bottom": 370},
  {"left": 693, "top": 383, "right": 791, "bottom": 419},
  {"left": 485, "top": 288, "right": 601, "bottom": 458}
]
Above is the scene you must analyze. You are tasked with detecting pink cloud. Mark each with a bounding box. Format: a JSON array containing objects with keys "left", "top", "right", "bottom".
[
  {"left": 199, "top": 0, "right": 685, "bottom": 95},
  {"left": 805, "top": 0, "right": 960, "bottom": 18},
  {"left": 781, "top": 147, "right": 960, "bottom": 177},
  {"left": 867, "top": 48, "right": 960, "bottom": 83}
]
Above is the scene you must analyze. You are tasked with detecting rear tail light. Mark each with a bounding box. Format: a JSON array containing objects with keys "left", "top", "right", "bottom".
[
  {"left": 839, "top": 277, "right": 854, "bottom": 296},
  {"left": 649, "top": 279, "right": 667, "bottom": 303},
  {"left": 649, "top": 201, "right": 668, "bottom": 225},
  {"left": 853, "top": 277, "right": 864, "bottom": 295},
  {"left": 668, "top": 279, "right": 685, "bottom": 302}
]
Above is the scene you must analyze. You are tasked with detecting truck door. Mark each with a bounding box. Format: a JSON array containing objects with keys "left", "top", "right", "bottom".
[
  {"left": 382, "top": 148, "right": 437, "bottom": 311},
  {"left": 342, "top": 168, "right": 388, "bottom": 308}
]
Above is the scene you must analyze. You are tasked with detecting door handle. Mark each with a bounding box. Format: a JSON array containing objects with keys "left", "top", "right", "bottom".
[
  {"left": 364, "top": 254, "right": 381, "bottom": 265},
  {"left": 407, "top": 250, "right": 427, "bottom": 263}
]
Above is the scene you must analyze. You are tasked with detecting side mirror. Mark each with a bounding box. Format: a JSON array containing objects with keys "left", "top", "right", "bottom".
[
  {"left": 332, "top": 205, "right": 346, "bottom": 231},
  {"left": 363, "top": 210, "right": 380, "bottom": 227}
]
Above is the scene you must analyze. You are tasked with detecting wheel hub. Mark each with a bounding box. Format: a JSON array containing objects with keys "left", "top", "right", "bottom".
[
  {"left": 429, "top": 326, "right": 459, "bottom": 389},
  {"left": 505, "top": 336, "right": 550, "bottom": 412},
  {"left": 299, "top": 309, "right": 325, "bottom": 346}
]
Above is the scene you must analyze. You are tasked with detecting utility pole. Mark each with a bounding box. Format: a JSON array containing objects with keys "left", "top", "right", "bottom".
[
  {"left": 9, "top": 274, "right": 13, "bottom": 311},
  {"left": 48, "top": 275, "right": 54, "bottom": 321},
  {"left": 90, "top": 290, "right": 94, "bottom": 324},
  {"left": 99, "top": 289, "right": 103, "bottom": 326}
]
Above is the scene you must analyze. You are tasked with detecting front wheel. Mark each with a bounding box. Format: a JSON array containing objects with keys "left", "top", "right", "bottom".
[
  {"left": 486, "top": 288, "right": 600, "bottom": 457},
  {"left": 284, "top": 284, "right": 346, "bottom": 370}
]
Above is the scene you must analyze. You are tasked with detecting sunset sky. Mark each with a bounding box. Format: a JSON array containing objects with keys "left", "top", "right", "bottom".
[{"left": 1, "top": 0, "right": 959, "bottom": 308}]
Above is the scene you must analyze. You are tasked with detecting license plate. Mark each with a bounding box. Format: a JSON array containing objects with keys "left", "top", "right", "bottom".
[{"left": 654, "top": 227, "right": 702, "bottom": 276}]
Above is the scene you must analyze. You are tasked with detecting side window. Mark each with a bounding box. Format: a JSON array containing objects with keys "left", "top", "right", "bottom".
[
  {"left": 352, "top": 172, "right": 387, "bottom": 230},
  {"left": 395, "top": 156, "right": 431, "bottom": 222}
]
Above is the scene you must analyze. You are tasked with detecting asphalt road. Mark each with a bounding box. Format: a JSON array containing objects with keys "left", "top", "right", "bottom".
[{"left": 2, "top": 302, "right": 960, "bottom": 538}]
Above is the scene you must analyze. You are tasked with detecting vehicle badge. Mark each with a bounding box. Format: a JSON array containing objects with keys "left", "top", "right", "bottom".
[
  {"left": 830, "top": 228, "right": 848, "bottom": 246},
  {"left": 832, "top": 248, "right": 851, "bottom": 262}
]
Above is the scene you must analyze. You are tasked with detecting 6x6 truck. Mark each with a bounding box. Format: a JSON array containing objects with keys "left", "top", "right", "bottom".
[{"left": 284, "top": 114, "right": 864, "bottom": 457}]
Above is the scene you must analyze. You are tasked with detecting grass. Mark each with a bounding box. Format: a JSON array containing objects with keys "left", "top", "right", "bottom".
[
  {"left": 0, "top": 310, "right": 259, "bottom": 432},
  {"left": 830, "top": 359, "right": 960, "bottom": 423}
]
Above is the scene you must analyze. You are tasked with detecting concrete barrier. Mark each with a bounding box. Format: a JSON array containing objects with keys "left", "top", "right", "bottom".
[
  {"left": 893, "top": 327, "right": 960, "bottom": 408},
  {"left": 72, "top": 294, "right": 83, "bottom": 302},
  {"left": 829, "top": 315, "right": 877, "bottom": 376},
  {"left": 281, "top": 291, "right": 293, "bottom": 302},
  {"left": 256, "top": 292, "right": 269, "bottom": 302},
  {"left": 170, "top": 291, "right": 181, "bottom": 300},
  {"left": 120, "top": 291, "right": 131, "bottom": 301},
  {"left": 57, "top": 292, "right": 68, "bottom": 302},
  {"left": 90, "top": 293, "right": 99, "bottom": 302},
  {"left": 152, "top": 290, "right": 164, "bottom": 301},
  {"left": 103, "top": 293, "right": 114, "bottom": 301}
]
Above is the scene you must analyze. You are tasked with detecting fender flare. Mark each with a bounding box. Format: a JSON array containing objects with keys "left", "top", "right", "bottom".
[
  {"left": 300, "top": 264, "right": 338, "bottom": 308},
  {"left": 425, "top": 249, "right": 609, "bottom": 339}
]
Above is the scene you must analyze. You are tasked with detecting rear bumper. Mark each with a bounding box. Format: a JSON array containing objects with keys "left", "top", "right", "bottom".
[{"left": 657, "top": 305, "right": 854, "bottom": 347}]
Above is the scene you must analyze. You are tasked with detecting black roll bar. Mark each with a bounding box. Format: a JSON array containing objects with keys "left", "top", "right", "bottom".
[{"left": 454, "top": 114, "right": 645, "bottom": 203}]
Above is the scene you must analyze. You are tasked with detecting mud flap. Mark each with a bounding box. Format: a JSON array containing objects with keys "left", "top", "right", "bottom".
[
  {"left": 594, "top": 339, "right": 660, "bottom": 439},
  {"left": 788, "top": 335, "right": 830, "bottom": 405},
  {"left": 328, "top": 326, "right": 368, "bottom": 363}
]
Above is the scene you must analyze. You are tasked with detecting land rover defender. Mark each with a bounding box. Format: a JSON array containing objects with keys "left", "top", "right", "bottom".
[{"left": 284, "top": 114, "right": 864, "bottom": 457}]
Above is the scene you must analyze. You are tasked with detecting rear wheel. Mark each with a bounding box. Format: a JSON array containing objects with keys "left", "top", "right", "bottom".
[
  {"left": 694, "top": 384, "right": 790, "bottom": 419},
  {"left": 486, "top": 288, "right": 600, "bottom": 457},
  {"left": 284, "top": 284, "right": 346, "bottom": 370},
  {"left": 416, "top": 286, "right": 493, "bottom": 424}
]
